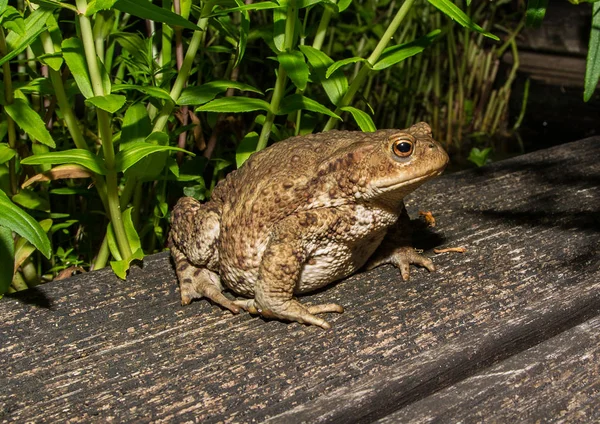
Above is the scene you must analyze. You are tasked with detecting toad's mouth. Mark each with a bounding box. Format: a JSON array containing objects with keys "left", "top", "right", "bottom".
[{"left": 377, "top": 168, "right": 445, "bottom": 191}]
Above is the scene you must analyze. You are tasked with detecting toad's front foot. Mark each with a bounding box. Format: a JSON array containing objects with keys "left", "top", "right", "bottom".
[
  {"left": 367, "top": 246, "right": 435, "bottom": 281},
  {"left": 233, "top": 298, "right": 344, "bottom": 330}
]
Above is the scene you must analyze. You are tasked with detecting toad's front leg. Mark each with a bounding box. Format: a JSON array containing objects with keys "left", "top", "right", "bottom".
[
  {"left": 233, "top": 211, "right": 344, "bottom": 330},
  {"left": 366, "top": 203, "right": 435, "bottom": 280}
]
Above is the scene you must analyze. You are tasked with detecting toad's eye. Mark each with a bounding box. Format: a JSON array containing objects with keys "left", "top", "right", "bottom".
[{"left": 392, "top": 137, "right": 414, "bottom": 158}]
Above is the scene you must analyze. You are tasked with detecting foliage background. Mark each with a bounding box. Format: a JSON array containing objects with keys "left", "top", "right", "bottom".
[{"left": 0, "top": 0, "right": 597, "bottom": 294}]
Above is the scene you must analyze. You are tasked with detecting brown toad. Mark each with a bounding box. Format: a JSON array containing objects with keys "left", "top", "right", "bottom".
[{"left": 169, "top": 122, "right": 448, "bottom": 329}]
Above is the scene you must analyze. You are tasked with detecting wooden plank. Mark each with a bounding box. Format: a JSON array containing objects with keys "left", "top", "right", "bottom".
[
  {"left": 1, "top": 137, "right": 600, "bottom": 423},
  {"left": 377, "top": 315, "right": 600, "bottom": 423}
]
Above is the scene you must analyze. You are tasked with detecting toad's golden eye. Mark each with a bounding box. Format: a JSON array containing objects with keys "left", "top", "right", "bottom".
[{"left": 391, "top": 137, "right": 414, "bottom": 158}]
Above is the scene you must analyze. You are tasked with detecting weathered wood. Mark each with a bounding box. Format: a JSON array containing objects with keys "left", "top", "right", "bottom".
[
  {"left": 377, "top": 315, "right": 600, "bottom": 423},
  {"left": 1, "top": 137, "right": 599, "bottom": 423}
]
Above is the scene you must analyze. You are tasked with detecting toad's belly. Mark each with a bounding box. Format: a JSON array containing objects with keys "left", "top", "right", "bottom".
[
  {"left": 295, "top": 232, "right": 386, "bottom": 293},
  {"left": 220, "top": 231, "right": 386, "bottom": 297}
]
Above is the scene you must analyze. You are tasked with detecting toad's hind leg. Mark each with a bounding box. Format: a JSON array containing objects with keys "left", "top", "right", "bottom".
[
  {"left": 171, "top": 246, "right": 239, "bottom": 314},
  {"left": 169, "top": 196, "right": 238, "bottom": 314},
  {"left": 234, "top": 212, "right": 344, "bottom": 330}
]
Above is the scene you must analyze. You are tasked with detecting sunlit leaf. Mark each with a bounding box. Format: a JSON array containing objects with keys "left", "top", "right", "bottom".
[
  {"left": 62, "top": 37, "right": 94, "bottom": 98},
  {"left": 86, "top": 0, "right": 118, "bottom": 16},
  {"left": 236, "top": 131, "right": 258, "bottom": 168},
  {"left": 112, "top": 84, "right": 173, "bottom": 102},
  {"left": 0, "top": 143, "right": 16, "bottom": 164},
  {"left": 278, "top": 50, "right": 309, "bottom": 90},
  {"left": 21, "top": 149, "right": 107, "bottom": 175},
  {"left": 278, "top": 94, "right": 340, "bottom": 119},
  {"left": 341, "top": 106, "right": 376, "bottom": 132},
  {"left": 13, "top": 219, "right": 52, "bottom": 274},
  {"left": 0, "top": 188, "right": 51, "bottom": 259},
  {"left": 85, "top": 94, "right": 127, "bottom": 113},
  {"left": 210, "top": 1, "right": 280, "bottom": 15},
  {"left": 113, "top": 0, "right": 201, "bottom": 31},
  {"left": 1, "top": 6, "right": 25, "bottom": 36},
  {"left": 525, "top": 0, "right": 549, "bottom": 28},
  {"left": 196, "top": 97, "right": 272, "bottom": 113},
  {"left": 178, "top": 81, "right": 263, "bottom": 105},
  {"left": 428, "top": 0, "right": 499, "bottom": 40},
  {"left": 5, "top": 98, "right": 56, "bottom": 147},
  {"left": 12, "top": 189, "right": 50, "bottom": 212},
  {"left": 326, "top": 57, "right": 366, "bottom": 78},
  {"left": 107, "top": 207, "right": 144, "bottom": 278},
  {"left": 373, "top": 30, "right": 441, "bottom": 71},
  {"left": 299, "top": 45, "right": 348, "bottom": 106},
  {"left": 0, "top": 225, "right": 14, "bottom": 295},
  {"left": 115, "top": 143, "right": 192, "bottom": 173},
  {"left": 584, "top": 2, "right": 600, "bottom": 101},
  {"left": 1, "top": 7, "right": 52, "bottom": 67}
]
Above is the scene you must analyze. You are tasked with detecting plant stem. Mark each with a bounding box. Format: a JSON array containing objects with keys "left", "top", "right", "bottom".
[
  {"left": 153, "top": 10, "right": 210, "bottom": 133},
  {"left": 76, "top": 0, "right": 133, "bottom": 260},
  {"left": 312, "top": 1, "right": 335, "bottom": 50},
  {"left": 0, "top": 28, "right": 18, "bottom": 195},
  {"left": 256, "top": 0, "right": 298, "bottom": 151},
  {"left": 323, "top": 0, "right": 416, "bottom": 131}
]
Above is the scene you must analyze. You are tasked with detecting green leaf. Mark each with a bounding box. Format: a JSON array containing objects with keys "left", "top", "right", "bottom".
[
  {"left": 0, "top": 188, "right": 51, "bottom": 259},
  {"left": 1, "top": 7, "right": 52, "bottom": 67},
  {"left": 277, "top": 51, "right": 309, "bottom": 90},
  {"left": 124, "top": 132, "right": 171, "bottom": 181},
  {"left": 467, "top": 147, "right": 492, "bottom": 167},
  {"left": 210, "top": 1, "right": 280, "bottom": 15},
  {"left": 233, "top": 0, "right": 250, "bottom": 68},
  {"left": 13, "top": 219, "right": 52, "bottom": 275},
  {"left": 236, "top": 131, "right": 259, "bottom": 168},
  {"left": 177, "top": 81, "right": 263, "bottom": 105},
  {"left": 337, "top": 0, "right": 352, "bottom": 12},
  {"left": 340, "top": 106, "right": 376, "bottom": 132},
  {"left": 5, "top": 98, "right": 56, "bottom": 148},
  {"left": 115, "top": 142, "right": 193, "bottom": 173},
  {"left": 0, "top": 143, "right": 16, "bottom": 164},
  {"left": 0, "top": 0, "right": 8, "bottom": 14},
  {"left": 299, "top": 45, "right": 348, "bottom": 106},
  {"left": 111, "top": 32, "right": 148, "bottom": 65},
  {"left": 427, "top": 0, "right": 499, "bottom": 40},
  {"left": 1, "top": 6, "right": 25, "bottom": 36},
  {"left": 122, "top": 207, "right": 141, "bottom": 252},
  {"left": 0, "top": 225, "right": 14, "bottom": 296},
  {"left": 326, "top": 57, "right": 367, "bottom": 78},
  {"left": 62, "top": 38, "right": 94, "bottom": 98},
  {"left": 110, "top": 248, "right": 143, "bottom": 279},
  {"left": 196, "top": 97, "right": 272, "bottom": 113},
  {"left": 373, "top": 30, "right": 442, "bottom": 71},
  {"left": 272, "top": 4, "right": 286, "bottom": 52},
  {"left": 525, "top": 0, "right": 549, "bottom": 28},
  {"left": 584, "top": 2, "right": 600, "bottom": 101},
  {"left": 112, "top": 84, "right": 173, "bottom": 102},
  {"left": 21, "top": 149, "right": 107, "bottom": 175},
  {"left": 85, "top": 94, "right": 127, "bottom": 113},
  {"left": 113, "top": 0, "right": 201, "bottom": 31},
  {"left": 278, "top": 94, "right": 340, "bottom": 119},
  {"left": 120, "top": 103, "right": 151, "bottom": 146},
  {"left": 86, "top": 0, "right": 118, "bottom": 16},
  {"left": 12, "top": 189, "right": 50, "bottom": 212},
  {"left": 107, "top": 207, "right": 144, "bottom": 279}
]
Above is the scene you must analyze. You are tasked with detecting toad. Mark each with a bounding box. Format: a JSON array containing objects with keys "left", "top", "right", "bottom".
[{"left": 169, "top": 122, "right": 449, "bottom": 329}]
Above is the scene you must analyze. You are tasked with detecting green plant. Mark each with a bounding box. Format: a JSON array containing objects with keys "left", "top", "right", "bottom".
[{"left": 0, "top": 0, "right": 497, "bottom": 295}]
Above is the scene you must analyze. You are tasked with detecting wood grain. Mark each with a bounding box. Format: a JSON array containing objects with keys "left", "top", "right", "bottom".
[
  {"left": 377, "top": 315, "right": 600, "bottom": 423},
  {"left": 1, "top": 137, "right": 599, "bottom": 423}
]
